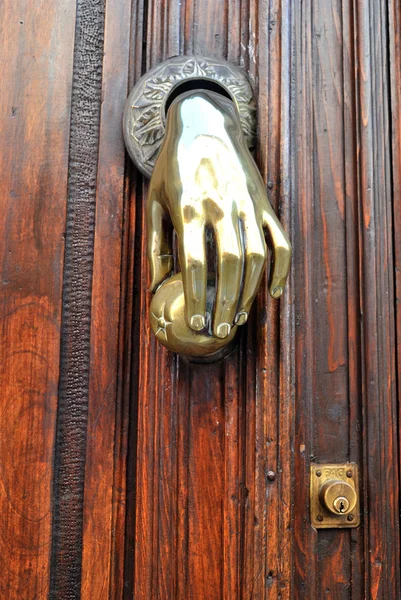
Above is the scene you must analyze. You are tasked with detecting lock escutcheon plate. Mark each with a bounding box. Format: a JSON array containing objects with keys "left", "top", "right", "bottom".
[{"left": 310, "top": 463, "right": 360, "bottom": 529}]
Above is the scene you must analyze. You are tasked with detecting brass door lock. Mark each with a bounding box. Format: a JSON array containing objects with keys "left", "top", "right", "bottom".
[{"left": 310, "top": 464, "right": 360, "bottom": 529}]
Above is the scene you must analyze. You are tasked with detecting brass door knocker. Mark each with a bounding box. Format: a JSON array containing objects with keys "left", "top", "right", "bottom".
[{"left": 123, "top": 56, "right": 291, "bottom": 360}]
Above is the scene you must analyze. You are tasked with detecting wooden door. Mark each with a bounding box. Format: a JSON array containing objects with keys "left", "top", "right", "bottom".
[{"left": 2, "top": 1, "right": 400, "bottom": 598}]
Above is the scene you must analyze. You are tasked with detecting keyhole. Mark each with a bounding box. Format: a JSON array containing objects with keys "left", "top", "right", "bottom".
[{"left": 333, "top": 496, "right": 350, "bottom": 514}]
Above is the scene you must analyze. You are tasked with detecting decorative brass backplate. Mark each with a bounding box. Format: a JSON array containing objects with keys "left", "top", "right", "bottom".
[
  {"left": 310, "top": 463, "right": 360, "bottom": 529},
  {"left": 123, "top": 55, "right": 256, "bottom": 178}
]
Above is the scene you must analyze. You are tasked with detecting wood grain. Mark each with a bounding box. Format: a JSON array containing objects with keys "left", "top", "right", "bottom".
[
  {"left": 292, "top": 0, "right": 400, "bottom": 597},
  {"left": 1, "top": 0, "right": 400, "bottom": 598},
  {"left": 355, "top": 0, "right": 400, "bottom": 596},
  {"left": 292, "top": 1, "right": 318, "bottom": 595},
  {"left": 313, "top": 1, "right": 351, "bottom": 594},
  {"left": 80, "top": 0, "right": 132, "bottom": 597},
  {"left": 295, "top": 2, "right": 399, "bottom": 598},
  {"left": 389, "top": 10, "right": 401, "bottom": 597},
  {"left": 0, "top": 1, "right": 76, "bottom": 597}
]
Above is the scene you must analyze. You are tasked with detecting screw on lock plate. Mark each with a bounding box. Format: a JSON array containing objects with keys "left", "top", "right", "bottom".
[{"left": 310, "top": 464, "right": 360, "bottom": 529}]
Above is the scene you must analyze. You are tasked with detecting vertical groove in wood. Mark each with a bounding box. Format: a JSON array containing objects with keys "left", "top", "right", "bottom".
[
  {"left": 342, "top": 1, "right": 364, "bottom": 596},
  {"left": 131, "top": 174, "right": 156, "bottom": 599},
  {"left": 175, "top": 360, "right": 190, "bottom": 600},
  {"left": 49, "top": 1, "right": 106, "bottom": 598},
  {"left": 187, "top": 363, "right": 226, "bottom": 599},
  {"left": 278, "top": 4, "right": 295, "bottom": 598},
  {"left": 223, "top": 349, "right": 242, "bottom": 599},
  {"left": 250, "top": 1, "right": 280, "bottom": 596},
  {"left": 292, "top": 0, "right": 318, "bottom": 596},
  {"left": 123, "top": 176, "right": 146, "bottom": 600},
  {"left": 355, "top": 1, "right": 400, "bottom": 596},
  {"left": 226, "top": 6, "right": 253, "bottom": 600},
  {"left": 122, "top": 4, "right": 149, "bottom": 596}
]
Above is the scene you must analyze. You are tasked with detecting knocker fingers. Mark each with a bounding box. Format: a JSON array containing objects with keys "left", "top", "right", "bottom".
[
  {"left": 213, "top": 217, "right": 243, "bottom": 339},
  {"left": 176, "top": 221, "right": 208, "bottom": 332},
  {"left": 263, "top": 208, "right": 292, "bottom": 298},
  {"left": 147, "top": 188, "right": 174, "bottom": 292},
  {"left": 235, "top": 217, "right": 267, "bottom": 325}
]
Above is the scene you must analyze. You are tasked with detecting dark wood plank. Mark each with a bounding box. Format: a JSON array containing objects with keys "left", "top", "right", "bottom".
[
  {"left": 292, "top": 0, "right": 318, "bottom": 596},
  {"left": 187, "top": 364, "right": 225, "bottom": 599},
  {"left": 242, "top": 2, "right": 294, "bottom": 598},
  {"left": 312, "top": 1, "right": 351, "bottom": 595},
  {"left": 120, "top": 1, "right": 148, "bottom": 594},
  {"left": 0, "top": 1, "right": 75, "bottom": 597},
  {"left": 389, "top": 11, "right": 401, "bottom": 595},
  {"left": 355, "top": 1, "right": 400, "bottom": 596},
  {"left": 342, "top": 2, "right": 364, "bottom": 596},
  {"left": 277, "top": 4, "right": 295, "bottom": 597},
  {"left": 131, "top": 188, "right": 168, "bottom": 598},
  {"left": 292, "top": 1, "right": 400, "bottom": 597},
  {"left": 80, "top": 0, "right": 133, "bottom": 597},
  {"left": 130, "top": 1, "right": 231, "bottom": 597},
  {"left": 49, "top": 0, "right": 106, "bottom": 597},
  {"left": 222, "top": 350, "right": 243, "bottom": 599},
  {"left": 127, "top": 1, "right": 294, "bottom": 599}
]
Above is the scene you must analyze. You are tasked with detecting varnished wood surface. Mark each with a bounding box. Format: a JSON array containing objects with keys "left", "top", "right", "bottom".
[
  {"left": 356, "top": 1, "right": 400, "bottom": 595},
  {"left": 0, "top": 2, "right": 76, "bottom": 597},
  {"left": 293, "top": 1, "right": 400, "bottom": 597},
  {"left": 390, "top": 11, "right": 401, "bottom": 593},
  {"left": 0, "top": 1, "right": 400, "bottom": 598},
  {"left": 80, "top": 0, "right": 132, "bottom": 597}
]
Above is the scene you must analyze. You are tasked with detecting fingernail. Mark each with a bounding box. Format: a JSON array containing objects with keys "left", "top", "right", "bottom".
[
  {"left": 272, "top": 286, "right": 283, "bottom": 298},
  {"left": 190, "top": 314, "right": 205, "bottom": 331},
  {"left": 216, "top": 323, "right": 231, "bottom": 339},
  {"left": 235, "top": 311, "right": 248, "bottom": 326}
]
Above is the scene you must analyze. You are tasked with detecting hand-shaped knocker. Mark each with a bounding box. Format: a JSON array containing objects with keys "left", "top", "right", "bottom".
[{"left": 146, "top": 89, "right": 291, "bottom": 359}]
